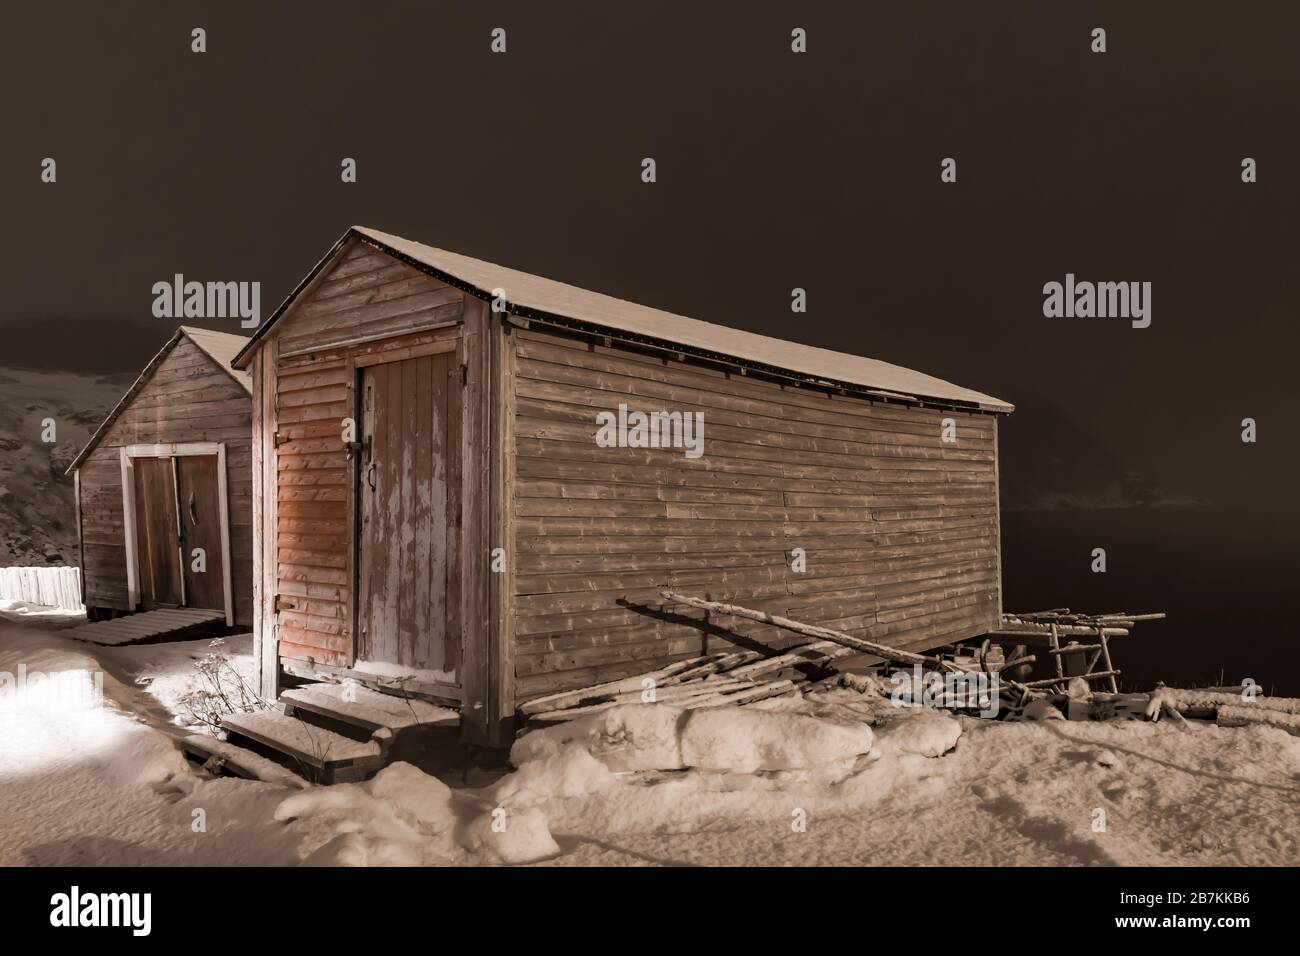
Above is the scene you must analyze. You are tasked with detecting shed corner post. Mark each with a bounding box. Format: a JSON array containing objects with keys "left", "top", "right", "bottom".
[
  {"left": 119, "top": 447, "right": 140, "bottom": 611},
  {"left": 486, "top": 309, "right": 518, "bottom": 747},
  {"left": 458, "top": 300, "right": 514, "bottom": 748},
  {"left": 73, "top": 468, "right": 87, "bottom": 608},
  {"left": 252, "top": 340, "right": 281, "bottom": 701},
  {"left": 993, "top": 413, "right": 1004, "bottom": 623}
]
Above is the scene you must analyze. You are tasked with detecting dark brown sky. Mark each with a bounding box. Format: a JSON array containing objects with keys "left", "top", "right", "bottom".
[{"left": 2, "top": 1, "right": 1297, "bottom": 514}]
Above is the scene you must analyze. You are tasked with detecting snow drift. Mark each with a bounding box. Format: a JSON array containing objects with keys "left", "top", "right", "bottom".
[{"left": 512, "top": 703, "right": 878, "bottom": 774}]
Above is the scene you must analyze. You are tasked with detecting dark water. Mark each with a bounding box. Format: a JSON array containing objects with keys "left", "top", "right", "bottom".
[{"left": 1001, "top": 507, "right": 1300, "bottom": 697}]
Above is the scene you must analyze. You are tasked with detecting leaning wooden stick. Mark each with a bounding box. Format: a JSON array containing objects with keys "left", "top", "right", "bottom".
[
  {"left": 517, "top": 654, "right": 716, "bottom": 716},
  {"left": 659, "top": 590, "right": 948, "bottom": 667}
]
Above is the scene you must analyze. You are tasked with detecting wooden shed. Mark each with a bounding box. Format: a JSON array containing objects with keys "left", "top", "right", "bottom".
[
  {"left": 232, "top": 226, "right": 1013, "bottom": 745},
  {"left": 67, "top": 326, "right": 253, "bottom": 629}
]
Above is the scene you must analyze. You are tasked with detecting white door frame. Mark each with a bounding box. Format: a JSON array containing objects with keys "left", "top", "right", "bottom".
[{"left": 120, "top": 442, "right": 233, "bottom": 624}]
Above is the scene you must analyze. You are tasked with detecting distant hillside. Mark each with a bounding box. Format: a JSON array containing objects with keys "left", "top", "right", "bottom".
[{"left": 0, "top": 367, "right": 128, "bottom": 565}]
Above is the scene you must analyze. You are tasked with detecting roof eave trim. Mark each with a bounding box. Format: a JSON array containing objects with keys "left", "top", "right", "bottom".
[{"left": 506, "top": 307, "right": 1014, "bottom": 415}]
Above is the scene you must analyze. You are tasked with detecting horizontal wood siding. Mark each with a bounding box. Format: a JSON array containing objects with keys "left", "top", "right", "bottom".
[
  {"left": 269, "top": 239, "right": 473, "bottom": 669},
  {"left": 79, "top": 336, "right": 254, "bottom": 625},
  {"left": 510, "top": 327, "right": 1002, "bottom": 699},
  {"left": 275, "top": 240, "right": 465, "bottom": 357}
]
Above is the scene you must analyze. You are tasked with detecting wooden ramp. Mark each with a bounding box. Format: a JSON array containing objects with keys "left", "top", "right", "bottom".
[
  {"left": 180, "top": 680, "right": 460, "bottom": 786},
  {"left": 65, "top": 608, "right": 226, "bottom": 646}
]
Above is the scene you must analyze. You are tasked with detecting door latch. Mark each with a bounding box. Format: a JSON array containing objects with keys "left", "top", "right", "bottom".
[{"left": 345, "top": 436, "right": 372, "bottom": 461}]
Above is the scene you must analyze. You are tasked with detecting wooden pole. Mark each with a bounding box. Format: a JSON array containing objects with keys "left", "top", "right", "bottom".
[
  {"left": 1097, "top": 626, "right": 1119, "bottom": 693},
  {"left": 1050, "top": 624, "right": 1064, "bottom": 680},
  {"left": 659, "top": 591, "right": 948, "bottom": 668},
  {"left": 1017, "top": 669, "right": 1120, "bottom": 689}
]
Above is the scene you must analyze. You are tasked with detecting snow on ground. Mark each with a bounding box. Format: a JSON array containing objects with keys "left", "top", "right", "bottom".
[
  {"left": 0, "top": 597, "right": 86, "bottom": 628},
  {"left": 0, "top": 620, "right": 296, "bottom": 865},
  {"left": 2, "top": 616, "right": 1298, "bottom": 867}
]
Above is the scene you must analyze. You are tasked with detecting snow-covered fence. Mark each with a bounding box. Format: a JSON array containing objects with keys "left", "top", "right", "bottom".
[{"left": 0, "top": 566, "right": 84, "bottom": 611}]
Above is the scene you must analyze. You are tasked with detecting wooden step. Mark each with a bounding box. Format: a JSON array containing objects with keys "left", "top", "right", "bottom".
[
  {"left": 221, "top": 709, "right": 383, "bottom": 783},
  {"left": 180, "top": 734, "right": 310, "bottom": 789},
  {"left": 281, "top": 682, "right": 459, "bottom": 735}
]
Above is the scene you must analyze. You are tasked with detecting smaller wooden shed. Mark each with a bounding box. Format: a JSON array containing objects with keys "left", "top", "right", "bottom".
[{"left": 67, "top": 326, "right": 254, "bottom": 627}]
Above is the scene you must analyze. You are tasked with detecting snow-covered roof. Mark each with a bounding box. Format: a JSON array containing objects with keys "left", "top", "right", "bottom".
[
  {"left": 65, "top": 327, "right": 252, "bottom": 475},
  {"left": 182, "top": 326, "right": 252, "bottom": 394},
  {"left": 234, "top": 226, "right": 1013, "bottom": 413}
]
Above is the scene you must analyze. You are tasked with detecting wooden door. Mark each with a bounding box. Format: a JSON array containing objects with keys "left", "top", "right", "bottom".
[
  {"left": 356, "top": 351, "right": 461, "bottom": 679},
  {"left": 132, "top": 456, "right": 183, "bottom": 607},
  {"left": 176, "top": 455, "right": 226, "bottom": 612}
]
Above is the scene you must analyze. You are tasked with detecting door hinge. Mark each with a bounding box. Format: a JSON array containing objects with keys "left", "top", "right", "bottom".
[
  {"left": 461, "top": 364, "right": 469, "bottom": 385},
  {"left": 272, "top": 430, "right": 284, "bottom": 448}
]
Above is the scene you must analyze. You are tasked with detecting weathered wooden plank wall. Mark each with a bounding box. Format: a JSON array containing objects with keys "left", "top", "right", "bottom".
[
  {"left": 0, "top": 566, "right": 84, "bottom": 611},
  {"left": 78, "top": 336, "right": 253, "bottom": 624},
  {"left": 266, "top": 240, "right": 481, "bottom": 681},
  {"left": 509, "top": 327, "right": 1002, "bottom": 699}
]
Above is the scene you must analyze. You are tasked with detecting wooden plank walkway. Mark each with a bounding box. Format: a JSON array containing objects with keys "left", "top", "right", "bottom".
[{"left": 64, "top": 608, "right": 226, "bottom": 647}]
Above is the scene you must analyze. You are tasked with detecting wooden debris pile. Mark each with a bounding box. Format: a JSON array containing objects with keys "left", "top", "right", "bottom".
[
  {"left": 519, "top": 590, "right": 1033, "bottom": 725},
  {"left": 518, "top": 652, "right": 812, "bottom": 725},
  {"left": 1001, "top": 679, "right": 1300, "bottom": 736},
  {"left": 517, "top": 592, "right": 1297, "bottom": 737},
  {"left": 990, "top": 607, "right": 1166, "bottom": 695}
]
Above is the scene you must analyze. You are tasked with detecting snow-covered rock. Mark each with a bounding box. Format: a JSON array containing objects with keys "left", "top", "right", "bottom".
[
  {"left": 496, "top": 741, "right": 616, "bottom": 806},
  {"left": 874, "top": 709, "right": 962, "bottom": 757},
  {"left": 512, "top": 703, "right": 686, "bottom": 773},
  {"left": 274, "top": 761, "right": 464, "bottom": 865},
  {"left": 368, "top": 761, "right": 458, "bottom": 830},
  {"left": 514, "top": 703, "right": 876, "bottom": 776},
  {"left": 679, "top": 707, "right": 875, "bottom": 773}
]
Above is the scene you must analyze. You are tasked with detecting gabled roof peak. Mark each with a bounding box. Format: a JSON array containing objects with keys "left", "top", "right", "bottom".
[{"left": 65, "top": 326, "right": 251, "bottom": 475}]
